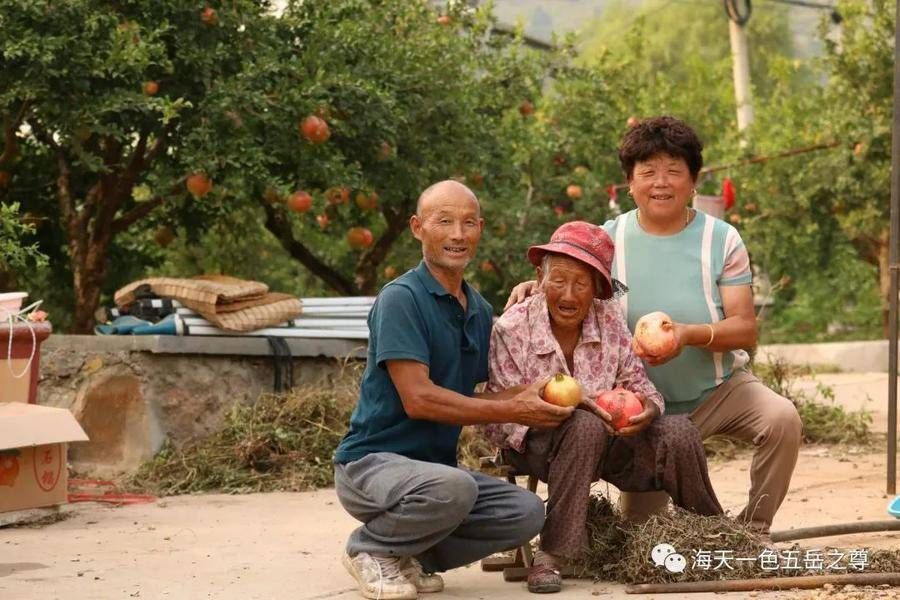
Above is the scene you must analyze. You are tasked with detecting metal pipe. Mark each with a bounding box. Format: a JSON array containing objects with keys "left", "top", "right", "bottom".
[
  {"left": 770, "top": 520, "right": 900, "bottom": 543},
  {"left": 888, "top": 0, "right": 900, "bottom": 496},
  {"left": 626, "top": 572, "right": 900, "bottom": 594}
]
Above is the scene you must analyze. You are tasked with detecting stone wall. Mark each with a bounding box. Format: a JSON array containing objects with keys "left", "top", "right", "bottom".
[{"left": 35, "top": 335, "right": 365, "bottom": 477}]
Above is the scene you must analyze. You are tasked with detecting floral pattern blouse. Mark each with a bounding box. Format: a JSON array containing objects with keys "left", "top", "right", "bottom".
[{"left": 483, "top": 292, "right": 664, "bottom": 452}]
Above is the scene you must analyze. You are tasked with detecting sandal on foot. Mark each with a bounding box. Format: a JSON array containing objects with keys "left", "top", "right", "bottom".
[{"left": 527, "top": 563, "right": 562, "bottom": 594}]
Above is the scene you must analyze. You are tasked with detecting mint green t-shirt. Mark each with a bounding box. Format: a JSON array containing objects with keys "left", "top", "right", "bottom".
[{"left": 603, "top": 210, "right": 753, "bottom": 414}]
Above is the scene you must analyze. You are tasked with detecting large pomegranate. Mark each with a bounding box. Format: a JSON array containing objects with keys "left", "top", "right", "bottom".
[
  {"left": 634, "top": 311, "right": 678, "bottom": 357},
  {"left": 299, "top": 115, "right": 331, "bottom": 144},
  {"left": 542, "top": 373, "right": 582, "bottom": 408},
  {"left": 185, "top": 173, "right": 212, "bottom": 199},
  {"left": 595, "top": 388, "right": 643, "bottom": 430}
]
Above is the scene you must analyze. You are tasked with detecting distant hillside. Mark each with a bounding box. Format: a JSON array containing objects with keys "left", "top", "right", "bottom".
[{"left": 487, "top": 0, "right": 826, "bottom": 58}]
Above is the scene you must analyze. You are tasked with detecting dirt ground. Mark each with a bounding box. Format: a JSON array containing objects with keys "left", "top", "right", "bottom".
[{"left": 2, "top": 372, "right": 900, "bottom": 600}]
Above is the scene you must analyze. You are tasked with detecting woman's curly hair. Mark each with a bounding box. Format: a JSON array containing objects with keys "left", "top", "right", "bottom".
[{"left": 618, "top": 116, "right": 704, "bottom": 181}]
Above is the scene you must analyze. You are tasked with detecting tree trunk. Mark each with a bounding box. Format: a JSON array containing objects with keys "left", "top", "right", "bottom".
[
  {"left": 261, "top": 201, "right": 358, "bottom": 295},
  {"left": 30, "top": 122, "right": 167, "bottom": 333},
  {"left": 0, "top": 268, "right": 18, "bottom": 293},
  {"left": 353, "top": 206, "right": 411, "bottom": 294},
  {"left": 70, "top": 235, "right": 110, "bottom": 334}
]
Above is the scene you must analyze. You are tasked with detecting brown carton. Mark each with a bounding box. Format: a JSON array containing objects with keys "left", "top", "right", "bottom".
[
  {"left": 0, "top": 321, "right": 52, "bottom": 404},
  {"left": 0, "top": 403, "right": 88, "bottom": 513}
]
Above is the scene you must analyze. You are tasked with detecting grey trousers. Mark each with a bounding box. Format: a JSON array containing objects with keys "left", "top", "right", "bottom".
[{"left": 334, "top": 451, "right": 545, "bottom": 573}]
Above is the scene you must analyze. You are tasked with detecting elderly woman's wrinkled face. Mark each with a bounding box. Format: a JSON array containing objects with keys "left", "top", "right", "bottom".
[
  {"left": 537, "top": 255, "right": 596, "bottom": 330},
  {"left": 629, "top": 152, "right": 695, "bottom": 224}
]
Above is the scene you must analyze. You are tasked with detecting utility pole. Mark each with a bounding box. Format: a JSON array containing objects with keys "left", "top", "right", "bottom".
[
  {"left": 725, "top": 0, "right": 754, "bottom": 141},
  {"left": 886, "top": 0, "right": 900, "bottom": 496}
]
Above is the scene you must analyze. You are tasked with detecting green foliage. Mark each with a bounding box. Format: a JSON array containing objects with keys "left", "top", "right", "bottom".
[
  {"left": 578, "top": 0, "right": 806, "bottom": 160},
  {"left": 0, "top": 202, "right": 46, "bottom": 274},
  {"left": 736, "top": 0, "right": 894, "bottom": 339},
  {"left": 2, "top": 0, "right": 567, "bottom": 323},
  {"left": 578, "top": 0, "right": 889, "bottom": 341},
  {"left": 472, "top": 58, "right": 627, "bottom": 308},
  {"left": 2, "top": 0, "right": 896, "bottom": 340},
  {"left": 795, "top": 384, "right": 872, "bottom": 445},
  {"left": 754, "top": 358, "right": 871, "bottom": 444}
]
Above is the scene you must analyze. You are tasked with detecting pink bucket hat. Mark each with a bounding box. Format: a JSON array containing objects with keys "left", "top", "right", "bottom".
[{"left": 527, "top": 221, "right": 616, "bottom": 300}]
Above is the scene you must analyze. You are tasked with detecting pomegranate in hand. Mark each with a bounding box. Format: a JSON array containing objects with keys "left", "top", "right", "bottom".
[
  {"left": 634, "top": 311, "right": 678, "bottom": 357},
  {"left": 595, "top": 388, "right": 644, "bottom": 430},
  {"left": 542, "top": 373, "right": 582, "bottom": 408}
]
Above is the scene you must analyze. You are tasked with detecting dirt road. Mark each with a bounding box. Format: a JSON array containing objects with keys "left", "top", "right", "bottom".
[{"left": 2, "top": 373, "right": 900, "bottom": 599}]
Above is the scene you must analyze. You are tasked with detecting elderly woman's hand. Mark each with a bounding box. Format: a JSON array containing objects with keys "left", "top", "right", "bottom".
[
  {"left": 616, "top": 393, "right": 660, "bottom": 437},
  {"left": 503, "top": 280, "right": 538, "bottom": 311},
  {"left": 577, "top": 392, "right": 616, "bottom": 435},
  {"left": 632, "top": 322, "right": 687, "bottom": 366}
]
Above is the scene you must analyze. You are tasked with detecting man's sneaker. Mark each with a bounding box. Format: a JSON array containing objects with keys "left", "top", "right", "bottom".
[
  {"left": 341, "top": 551, "right": 418, "bottom": 600},
  {"left": 401, "top": 557, "right": 444, "bottom": 593}
]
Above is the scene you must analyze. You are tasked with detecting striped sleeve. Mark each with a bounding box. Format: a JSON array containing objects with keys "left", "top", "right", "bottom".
[{"left": 720, "top": 225, "right": 752, "bottom": 286}]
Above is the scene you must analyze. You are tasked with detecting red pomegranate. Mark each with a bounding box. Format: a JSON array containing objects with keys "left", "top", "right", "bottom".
[
  {"left": 634, "top": 311, "right": 678, "bottom": 357},
  {"left": 596, "top": 388, "right": 643, "bottom": 430}
]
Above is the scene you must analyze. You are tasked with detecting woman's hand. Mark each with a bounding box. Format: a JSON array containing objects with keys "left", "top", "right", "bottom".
[
  {"left": 616, "top": 393, "right": 659, "bottom": 437},
  {"left": 578, "top": 391, "right": 615, "bottom": 435},
  {"left": 503, "top": 280, "right": 538, "bottom": 311},
  {"left": 632, "top": 322, "right": 686, "bottom": 366}
]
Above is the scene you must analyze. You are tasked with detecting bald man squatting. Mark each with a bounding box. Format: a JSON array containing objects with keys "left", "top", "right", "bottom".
[{"left": 333, "top": 180, "right": 573, "bottom": 600}]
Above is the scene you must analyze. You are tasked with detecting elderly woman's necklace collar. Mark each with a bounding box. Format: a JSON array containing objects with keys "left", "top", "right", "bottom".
[{"left": 636, "top": 206, "right": 694, "bottom": 234}]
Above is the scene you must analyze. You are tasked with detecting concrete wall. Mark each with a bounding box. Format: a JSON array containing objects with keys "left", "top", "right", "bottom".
[
  {"left": 35, "top": 335, "right": 365, "bottom": 478},
  {"left": 754, "top": 340, "right": 892, "bottom": 373}
]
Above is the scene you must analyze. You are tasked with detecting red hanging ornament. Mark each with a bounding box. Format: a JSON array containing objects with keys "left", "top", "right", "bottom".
[
  {"left": 721, "top": 177, "right": 736, "bottom": 211},
  {"left": 606, "top": 184, "right": 618, "bottom": 202}
]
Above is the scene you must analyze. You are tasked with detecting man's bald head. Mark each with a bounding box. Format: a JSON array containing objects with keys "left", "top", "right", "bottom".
[
  {"left": 416, "top": 180, "right": 480, "bottom": 217},
  {"left": 409, "top": 179, "right": 485, "bottom": 275}
]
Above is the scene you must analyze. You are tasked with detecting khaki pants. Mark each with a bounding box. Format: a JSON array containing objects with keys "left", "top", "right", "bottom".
[{"left": 618, "top": 369, "right": 802, "bottom": 533}]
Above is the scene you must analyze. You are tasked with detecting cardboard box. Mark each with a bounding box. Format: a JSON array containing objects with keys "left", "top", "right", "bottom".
[
  {"left": 0, "top": 403, "right": 88, "bottom": 513},
  {"left": 0, "top": 321, "right": 52, "bottom": 404}
]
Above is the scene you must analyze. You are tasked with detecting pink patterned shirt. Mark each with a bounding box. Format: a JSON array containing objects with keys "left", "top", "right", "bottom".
[{"left": 484, "top": 293, "right": 664, "bottom": 452}]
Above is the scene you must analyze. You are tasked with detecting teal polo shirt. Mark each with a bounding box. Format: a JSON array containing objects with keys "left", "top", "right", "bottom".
[{"left": 334, "top": 261, "right": 493, "bottom": 466}]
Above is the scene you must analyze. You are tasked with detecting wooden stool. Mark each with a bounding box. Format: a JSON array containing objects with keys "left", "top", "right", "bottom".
[{"left": 478, "top": 453, "right": 539, "bottom": 582}]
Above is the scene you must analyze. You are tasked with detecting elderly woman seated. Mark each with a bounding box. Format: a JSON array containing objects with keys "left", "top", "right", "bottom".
[{"left": 483, "top": 221, "right": 722, "bottom": 594}]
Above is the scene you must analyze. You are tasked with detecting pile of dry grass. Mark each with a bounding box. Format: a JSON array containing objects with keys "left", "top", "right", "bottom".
[
  {"left": 457, "top": 426, "right": 497, "bottom": 471},
  {"left": 124, "top": 362, "right": 361, "bottom": 495},
  {"left": 575, "top": 496, "right": 900, "bottom": 585},
  {"left": 123, "top": 361, "right": 499, "bottom": 495}
]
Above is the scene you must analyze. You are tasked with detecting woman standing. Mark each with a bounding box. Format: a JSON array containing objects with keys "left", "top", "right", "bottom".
[{"left": 507, "top": 116, "right": 801, "bottom": 537}]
